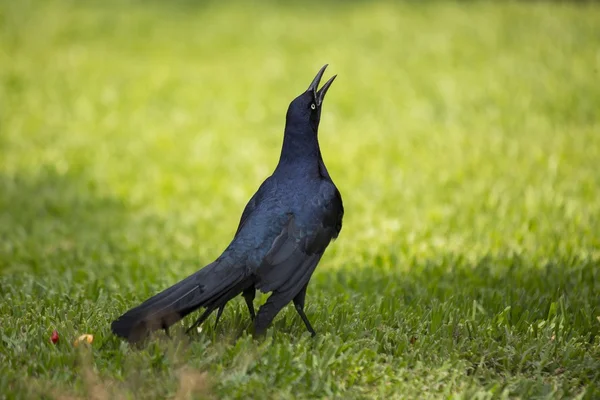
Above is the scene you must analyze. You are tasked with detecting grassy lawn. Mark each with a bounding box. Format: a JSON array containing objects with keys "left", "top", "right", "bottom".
[{"left": 1, "top": 0, "right": 599, "bottom": 398}]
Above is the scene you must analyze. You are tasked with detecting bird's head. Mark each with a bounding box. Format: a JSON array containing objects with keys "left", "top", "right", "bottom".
[{"left": 286, "top": 64, "right": 336, "bottom": 133}]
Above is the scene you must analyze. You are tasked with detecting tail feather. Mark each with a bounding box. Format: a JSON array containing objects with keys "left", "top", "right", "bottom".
[{"left": 111, "top": 261, "right": 247, "bottom": 342}]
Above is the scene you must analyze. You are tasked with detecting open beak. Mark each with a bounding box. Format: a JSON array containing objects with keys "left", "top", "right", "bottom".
[{"left": 307, "top": 64, "right": 337, "bottom": 106}]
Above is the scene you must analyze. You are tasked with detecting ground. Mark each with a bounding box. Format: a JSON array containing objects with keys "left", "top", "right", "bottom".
[{"left": 1, "top": 0, "right": 599, "bottom": 398}]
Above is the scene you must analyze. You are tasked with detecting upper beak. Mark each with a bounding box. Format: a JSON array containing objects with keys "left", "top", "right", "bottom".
[{"left": 307, "top": 64, "right": 337, "bottom": 106}]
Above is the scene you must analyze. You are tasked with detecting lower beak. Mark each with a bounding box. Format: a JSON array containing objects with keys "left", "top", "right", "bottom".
[{"left": 316, "top": 75, "right": 336, "bottom": 106}]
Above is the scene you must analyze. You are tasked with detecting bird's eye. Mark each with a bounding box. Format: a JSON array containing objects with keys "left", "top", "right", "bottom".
[{"left": 310, "top": 103, "right": 316, "bottom": 110}]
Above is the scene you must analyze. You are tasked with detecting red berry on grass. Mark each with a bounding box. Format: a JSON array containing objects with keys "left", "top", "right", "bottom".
[{"left": 51, "top": 330, "right": 59, "bottom": 344}]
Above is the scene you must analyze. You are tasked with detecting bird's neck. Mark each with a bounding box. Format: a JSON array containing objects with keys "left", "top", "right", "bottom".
[{"left": 276, "top": 124, "right": 322, "bottom": 175}]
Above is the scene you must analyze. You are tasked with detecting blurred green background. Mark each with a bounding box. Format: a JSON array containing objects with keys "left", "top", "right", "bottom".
[{"left": 1, "top": 0, "right": 599, "bottom": 398}]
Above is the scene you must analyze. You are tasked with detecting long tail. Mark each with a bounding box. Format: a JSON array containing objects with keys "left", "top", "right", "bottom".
[{"left": 111, "top": 259, "right": 249, "bottom": 342}]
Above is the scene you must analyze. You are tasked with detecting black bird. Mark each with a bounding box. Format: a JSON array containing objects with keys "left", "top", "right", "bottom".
[{"left": 111, "top": 65, "right": 344, "bottom": 342}]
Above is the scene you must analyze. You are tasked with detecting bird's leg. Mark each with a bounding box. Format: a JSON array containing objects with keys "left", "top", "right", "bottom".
[
  {"left": 162, "top": 322, "right": 171, "bottom": 339},
  {"left": 293, "top": 284, "right": 316, "bottom": 337},
  {"left": 254, "top": 292, "right": 290, "bottom": 336},
  {"left": 242, "top": 287, "right": 256, "bottom": 320},
  {"left": 216, "top": 286, "right": 256, "bottom": 330},
  {"left": 186, "top": 307, "right": 215, "bottom": 334},
  {"left": 214, "top": 305, "right": 225, "bottom": 330}
]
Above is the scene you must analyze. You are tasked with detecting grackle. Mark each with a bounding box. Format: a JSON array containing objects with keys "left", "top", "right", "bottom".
[{"left": 111, "top": 65, "right": 343, "bottom": 342}]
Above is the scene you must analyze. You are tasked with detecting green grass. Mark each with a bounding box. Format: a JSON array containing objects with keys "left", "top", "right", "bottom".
[{"left": 1, "top": 0, "right": 600, "bottom": 398}]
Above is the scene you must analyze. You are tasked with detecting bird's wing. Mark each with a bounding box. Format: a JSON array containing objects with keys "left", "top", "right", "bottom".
[
  {"left": 234, "top": 177, "right": 273, "bottom": 236},
  {"left": 255, "top": 182, "right": 343, "bottom": 295}
]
